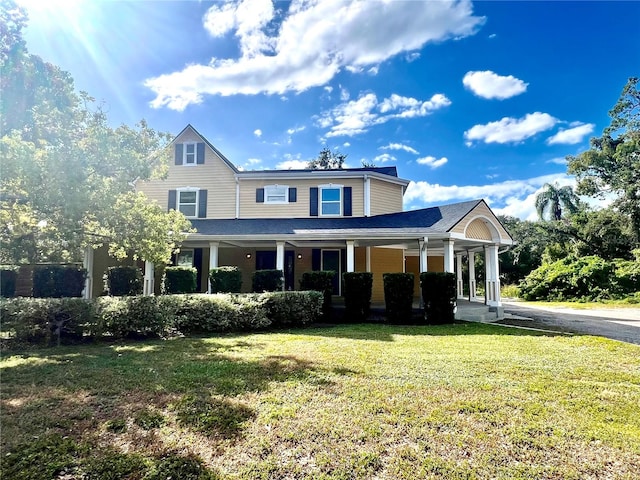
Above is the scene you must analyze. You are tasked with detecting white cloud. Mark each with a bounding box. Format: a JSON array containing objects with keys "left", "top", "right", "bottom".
[
  {"left": 340, "top": 86, "right": 350, "bottom": 101},
  {"left": 403, "top": 173, "right": 574, "bottom": 220},
  {"left": 462, "top": 70, "right": 528, "bottom": 99},
  {"left": 367, "top": 65, "right": 379, "bottom": 75},
  {"left": 381, "top": 143, "right": 419, "bottom": 155},
  {"left": 324, "top": 86, "right": 333, "bottom": 93},
  {"left": 145, "top": 0, "right": 484, "bottom": 110},
  {"left": 373, "top": 153, "right": 397, "bottom": 163},
  {"left": 343, "top": 142, "right": 351, "bottom": 147},
  {"left": 416, "top": 156, "right": 448, "bottom": 168},
  {"left": 247, "top": 158, "right": 262, "bottom": 164},
  {"left": 276, "top": 159, "right": 308, "bottom": 170},
  {"left": 286, "top": 126, "right": 305, "bottom": 135},
  {"left": 546, "top": 157, "right": 568, "bottom": 165},
  {"left": 405, "top": 52, "right": 420, "bottom": 62},
  {"left": 546, "top": 123, "right": 595, "bottom": 145},
  {"left": 254, "top": 129, "right": 262, "bottom": 137},
  {"left": 464, "top": 112, "right": 557, "bottom": 144},
  {"left": 319, "top": 92, "right": 451, "bottom": 137}
]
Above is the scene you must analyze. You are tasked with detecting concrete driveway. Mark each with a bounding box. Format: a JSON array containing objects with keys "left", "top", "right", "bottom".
[{"left": 499, "top": 301, "right": 640, "bottom": 345}]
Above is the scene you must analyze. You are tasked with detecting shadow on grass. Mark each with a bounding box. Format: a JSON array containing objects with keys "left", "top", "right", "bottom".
[
  {"left": 301, "top": 321, "right": 570, "bottom": 342},
  {"left": 1, "top": 337, "right": 325, "bottom": 456}
]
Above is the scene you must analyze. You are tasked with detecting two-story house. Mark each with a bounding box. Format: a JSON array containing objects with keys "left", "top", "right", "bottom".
[{"left": 84, "top": 125, "right": 513, "bottom": 307}]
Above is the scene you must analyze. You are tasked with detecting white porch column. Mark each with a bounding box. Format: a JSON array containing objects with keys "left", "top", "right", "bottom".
[
  {"left": 468, "top": 251, "right": 477, "bottom": 301},
  {"left": 208, "top": 241, "right": 219, "bottom": 293},
  {"left": 82, "top": 246, "right": 94, "bottom": 299},
  {"left": 486, "top": 245, "right": 502, "bottom": 307},
  {"left": 346, "top": 240, "right": 355, "bottom": 272},
  {"left": 486, "top": 244, "right": 501, "bottom": 307},
  {"left": 419, "top": 238, "right": 428, "bottom": 272},
  {"left": 365, "top": 246, "right": 371, "bottom": 272},
  {"left": 456, "top": 253, "right": 464, "bottom": 298},
  {"left": 143, "top": 260, "right": 155, "bottom": 296},
  {"left": 276, "top": 241, "right": 285, "bottom": 290},
  {"left": 443, "top": 239, "right": 455, "bottom": 273}
]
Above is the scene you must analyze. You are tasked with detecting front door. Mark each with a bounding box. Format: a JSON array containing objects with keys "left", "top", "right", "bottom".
[
  {"left": 284, "top": 250, "right": 295, "bottom": 290},
  {"left": 321, "top": 250, "right": 341, "bottom": 295}
]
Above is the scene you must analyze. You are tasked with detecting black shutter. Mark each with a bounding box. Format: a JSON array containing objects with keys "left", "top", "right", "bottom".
[
  {"left": 198, "top": 190, "right": 207, "bottom": 218},
  {"left": 168, "top": 190, "right": 177, "bottom": 210},
  {"left": 196, "top": 142, "right": 205, "bottom": 164},
  {"left": 343, "top": 187, "right": 352, "bottom": 216},
  {"left": 288, "top": 187, "right": 297, "bottom": 203},
  {"left": 312, "top": 249, "right": 321, "bottom": 271},
  {"left": 194, "top": 248, "right": 203, "bottom": 291},
  {"left": 175, "top": 144, "right": 183, "bottom": 165},
  {"left": 256, "top": 188, "right": 264, "bottom": 203},
  {"left": 310, "top": 187, "right": 318, "bottom": 216}
]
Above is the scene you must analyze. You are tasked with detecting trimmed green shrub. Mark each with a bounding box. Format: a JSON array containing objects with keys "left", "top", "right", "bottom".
[
  {"left": 169, "top": 294, "right": 271, "bottom": 333},
  {"left": 1, "top": 265, "right": 19, "bottom": 298},
  {"left": 33, "top": 265, "right": 86, "bottom": 298},
  {"left": 420, "top": 272, "right": 456, "bottom": 324},
  {"left": 383, "top": 273, "right": 414, "bottom": 324},
  {"left": 164, "top": 266, "right": 197, "bottom": 294},
  {"left": 1, "top": 292, "right": 325, "bottom": 347},
  {"left": 209, "top": 266, "right": 242, "bottom": 293},
  {"left": 300, "top": 271, "right": 335, "bottom": 316},
  {"left": 261, "top": 291, "right": 323, "bottom": 328},
  {"left": 0, "top": 297, "right": 92, "bottom": 345},
  {"left": 342, "top": 272, "right": 373, "bottom": 322},
  {"left": 105, "top": 266, "right": 143, "bottom": 296},
  {"left": 518, "top": 256, "right": 616, "bottom": 301},
  {"left": 94, "top": 296, "right": 173, "bottom": 338},
  {"left": 252, "top": 269, "right": 283, "bottom": 292}
]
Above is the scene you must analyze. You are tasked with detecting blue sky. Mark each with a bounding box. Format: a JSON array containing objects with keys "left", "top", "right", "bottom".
[{"left": 20, "top": 0, "right": 640, "bottom": 220}]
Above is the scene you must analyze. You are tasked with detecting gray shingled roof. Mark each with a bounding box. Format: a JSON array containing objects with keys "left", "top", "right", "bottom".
[
  {"left": 190, "top": 200, "right": 482, "bottom": 237},
  {"left": 238, "top": 166, "right": 399, "bottom": 177}
]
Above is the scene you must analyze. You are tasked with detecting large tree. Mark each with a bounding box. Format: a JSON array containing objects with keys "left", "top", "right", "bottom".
[
  {"left": 0, "top": 1, "right": 191, "bottom": 264},
  {"left": 535, "top": 183, "right": 580, "bottom": 221},
  {"left": 567, "top": 77, "right": 640, "bottom": 242}
]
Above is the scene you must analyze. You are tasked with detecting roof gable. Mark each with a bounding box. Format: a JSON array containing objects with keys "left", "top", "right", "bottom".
[{"left": 173, "top": 124, "right": 239, "bottom": 173}]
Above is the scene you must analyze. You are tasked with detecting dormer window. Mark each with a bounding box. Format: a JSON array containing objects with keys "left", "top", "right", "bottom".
[{"left": 184, "top": 143, "right": 196, "bottom": 165}]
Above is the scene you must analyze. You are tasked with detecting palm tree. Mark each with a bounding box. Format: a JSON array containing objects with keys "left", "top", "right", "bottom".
[{"left": 535, "top": 183, "right": 579, "bottom": 221}]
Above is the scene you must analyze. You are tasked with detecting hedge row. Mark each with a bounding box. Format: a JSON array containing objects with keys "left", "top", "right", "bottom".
[
  {"left": 518, "top": 255, "right": 640, "bottom": 301},
  {"left": 0, "top": 291, "right": 323, "bottom": 346}
]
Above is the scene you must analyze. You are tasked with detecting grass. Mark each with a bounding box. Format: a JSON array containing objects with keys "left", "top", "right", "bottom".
[
  {"left": 2, "top": 323, "right": 639, "bottom": 479},
  {"left": 515, "top": 299, "right": 640, "bottom": 309}
]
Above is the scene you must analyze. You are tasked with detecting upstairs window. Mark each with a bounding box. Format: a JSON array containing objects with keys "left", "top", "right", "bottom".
[
  {"left": 265, "top": 185, "right": 288, "bottom": 203},
  {"left": 178, "top": 189, "right": 198, "bottom": 218},
  {"left": 175, "top": 142, "right": 204, "bottom": 165},
  {"left": 183, "top": 143, "right": 196, "bottom": 165},
  {"left": 320, "top": 186, "right": 342, "bottom": 216}
]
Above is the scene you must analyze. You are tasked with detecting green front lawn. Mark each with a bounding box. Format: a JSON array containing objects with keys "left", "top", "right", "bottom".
[{"left": 2, "top": 323, "right": 639, "bottom": 479}]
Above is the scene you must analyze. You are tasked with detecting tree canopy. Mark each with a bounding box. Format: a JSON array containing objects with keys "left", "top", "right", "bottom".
[
  {"left": 567, "top": 77, "right": 640, "bottom": 242},
  {"left": 0, "top": 1, "right": 191, "bottom": 265},
  {"left": 307, "top": 147, "right": 347, "bottom": 170},
  {"left": 534, "top": 183, "right": 580, "bottom": 221}
]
